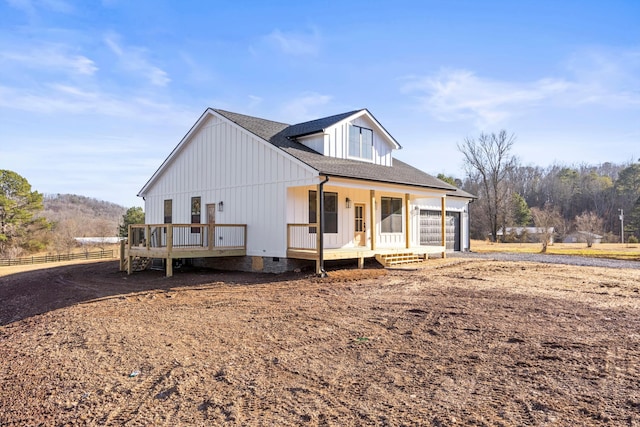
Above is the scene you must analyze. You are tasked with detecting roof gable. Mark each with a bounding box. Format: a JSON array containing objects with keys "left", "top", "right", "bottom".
[{"left": 139, "top": 107, "right": 464, "bottom": 196}]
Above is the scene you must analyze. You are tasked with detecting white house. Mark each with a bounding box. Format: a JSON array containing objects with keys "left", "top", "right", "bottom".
[{"left": 125, "top": 108, "right": 475, "bottom": 276}]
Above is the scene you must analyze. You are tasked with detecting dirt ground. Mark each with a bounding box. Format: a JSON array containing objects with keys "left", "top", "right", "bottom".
[{"left": 1, "top": 258, "right": 640, "bottom": 426}]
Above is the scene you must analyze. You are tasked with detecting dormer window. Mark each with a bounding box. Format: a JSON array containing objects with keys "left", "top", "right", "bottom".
[{"left": 348, "top": 125, "right": 373, "bottom": 161}]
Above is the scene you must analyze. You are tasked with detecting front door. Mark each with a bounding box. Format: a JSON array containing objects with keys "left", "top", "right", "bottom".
[{"left": 354, "top": 203, "right": 366, "bottom": 246}]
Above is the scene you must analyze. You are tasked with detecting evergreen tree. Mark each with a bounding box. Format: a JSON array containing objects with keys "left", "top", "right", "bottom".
[
  {"left": 511, "top": 193, "right": 532, "bottom": 226},
  {"left": 0, "top": 170, "right": 50, "bottom": 257},
  {"left": 119, "top": 206, "right": 145, "bottom": 237}
]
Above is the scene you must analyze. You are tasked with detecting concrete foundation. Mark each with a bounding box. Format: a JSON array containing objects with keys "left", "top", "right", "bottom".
[{"left": 194, "top": 256, "right": 314, "bottom": 274}]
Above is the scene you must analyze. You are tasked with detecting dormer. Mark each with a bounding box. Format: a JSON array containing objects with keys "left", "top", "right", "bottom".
[{"left": 285, "top": 109, "right": 401, "bottom": 167}]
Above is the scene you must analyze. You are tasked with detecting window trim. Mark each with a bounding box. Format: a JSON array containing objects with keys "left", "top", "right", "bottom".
[
  {"left": 163, "top": 199, "right": 172, "bottom": 233},
  {"left": 348, "top": 124, "right": 374, "bottom": 162},
  {"left": 381, "top": 196, "right": 403, "bottom": 233},
  {"left": 191, "top": 196, "right": 201, "bottom": 233},
  {"left": 309, "top": 190, "right": 338, "bottom": 234}
]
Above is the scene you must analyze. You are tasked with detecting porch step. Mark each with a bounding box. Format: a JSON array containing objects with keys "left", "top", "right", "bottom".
[
  {"left": 375, "top": 252, "right": 424, "bottom": 268},
  {"left": 131, "top": 256, "right": 151, "bottom": 272}
]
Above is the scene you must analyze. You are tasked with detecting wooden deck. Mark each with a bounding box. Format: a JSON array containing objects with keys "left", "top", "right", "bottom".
[
  {"left": 122, "top": 223, "right": 446, "bottom": 276},
  {"left": 122, "top": 223, "right": 247, "bottom": 277}
]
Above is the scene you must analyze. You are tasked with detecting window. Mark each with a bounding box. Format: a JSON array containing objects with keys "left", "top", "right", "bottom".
[
  {"left": 309, "top": 190, "right": 338, "bottom": 234},
  {"left": 348, "top": 125, "right": 373, "bottom": 160},
  {"left": 164, "top": 199, "right": 172, "bottom": 224},
  {"left": 381, "top": 197, "right": 403, "bottom": 233},
  {"left": 163, "top": 199, "right": 172, "bottom": 233},
  {"left": 191, "top": 196, "right": 201, "bottom": 233}
]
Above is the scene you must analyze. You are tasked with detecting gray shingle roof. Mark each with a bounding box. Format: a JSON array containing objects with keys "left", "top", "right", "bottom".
[{"left": 214, "top": 108, "right": 471, "bottom": 195}]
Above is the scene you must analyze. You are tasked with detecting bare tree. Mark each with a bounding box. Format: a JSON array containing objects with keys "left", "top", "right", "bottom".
[
  {"left": 52, "top": 218, "right": 79, "bottom": 255},
  {"left": 530, "top": 203, "right": 562, "bottom": 253},
  {"left": 574, "top": 211, "right": 604, "bottom": 248},
  {"left": 458, "top": 130, "right": 517, "bottom": 242}
]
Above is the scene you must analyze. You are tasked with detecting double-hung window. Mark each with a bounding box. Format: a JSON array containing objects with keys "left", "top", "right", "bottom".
[
  {"left": 348, "top": 125, "right": 373, "bottom": 160},
  {"left": 381, "top": 197, "right": 403, "bottom": 233},
  {"left": 309, "top": 190, "right": 338, "bottom": 234}
]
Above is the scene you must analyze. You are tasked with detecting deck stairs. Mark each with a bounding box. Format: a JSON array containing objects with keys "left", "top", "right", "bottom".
[
  {"left": 123, "top": 256, "right": 151, "bottom": 272},
  {"left": 375, "top": 252, "right": 424, "bottom": 268}
]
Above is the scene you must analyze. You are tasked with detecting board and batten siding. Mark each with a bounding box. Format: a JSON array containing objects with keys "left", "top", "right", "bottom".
[
  {"left": 296, "top": 116, "right": 393, "bottom": 166},
  {"left": 143, "top": 113, "right": 317, "bottom": 257}
]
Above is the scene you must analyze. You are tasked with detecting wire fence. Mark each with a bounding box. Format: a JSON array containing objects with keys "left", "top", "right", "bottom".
[{"left": 0, "top": 250, "right": 114, "bottom": 267}]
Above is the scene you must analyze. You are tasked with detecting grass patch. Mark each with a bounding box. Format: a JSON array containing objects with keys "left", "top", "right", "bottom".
[{"left": 471, "top": 240, "right": 640, "bottom": 261}]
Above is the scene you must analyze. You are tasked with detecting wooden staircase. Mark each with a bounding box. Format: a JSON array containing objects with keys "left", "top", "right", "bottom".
[
  {"left": 122, "top": 256, "right": 152, "bottom": 272},
  {"left": 375, "top": 252, "right": 424, "bottom": 268}
]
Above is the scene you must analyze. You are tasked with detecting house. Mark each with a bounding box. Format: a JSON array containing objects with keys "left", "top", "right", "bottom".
[
  {"left": 496, "top": 227, "right": 555, "bottom": 244},
  {"left": 124, "top": 108, "right": 475, "bottom": 276},
  {"left": 563, "top": 231, "right": 603, "bottom": 244}
]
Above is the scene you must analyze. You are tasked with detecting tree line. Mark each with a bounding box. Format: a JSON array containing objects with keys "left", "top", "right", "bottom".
[
  {"left": 456, "top": 131, "right": 640, "bottom": 245},
  {"left": 0, "top": 170, "right": 144, "bottom": 258}
]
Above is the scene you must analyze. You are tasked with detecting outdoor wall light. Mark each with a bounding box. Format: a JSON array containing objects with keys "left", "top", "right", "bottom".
[
  {"left": 346, "top": 198, "right": 352, "bottom": 208},
  {"left": 218, "top": 201, "right": 224, "bottom": 212}
]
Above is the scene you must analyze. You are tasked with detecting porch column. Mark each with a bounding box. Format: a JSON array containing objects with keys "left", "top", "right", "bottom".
[
  {"left": 405, "top": 193, "right": 411, "bottom": 249},
  {"left": 441, "top": 196, "right": 446, "bottom": 259},
  {"left": 370, "top": 190, "right": 376, "bottom": 251},
  {"left": 316, "top": 182, "right": 323, "bottom": 274}
]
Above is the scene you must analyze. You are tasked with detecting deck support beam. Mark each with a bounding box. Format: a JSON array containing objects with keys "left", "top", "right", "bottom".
[{"left": 166, "top": 258, "right": 173, "bottom": 277}]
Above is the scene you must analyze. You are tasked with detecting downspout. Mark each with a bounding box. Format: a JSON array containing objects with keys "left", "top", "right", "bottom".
[
  {"left": 318, "top": 175, "right": 329, "bottom": 277},
  {"left": 466, "top": 198, "right": 474, "bottom": 252}
]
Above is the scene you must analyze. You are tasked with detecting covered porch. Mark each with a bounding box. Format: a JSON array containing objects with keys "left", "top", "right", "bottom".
[{"left": 286, "top": 184, "right": 449, "bottom": 273}]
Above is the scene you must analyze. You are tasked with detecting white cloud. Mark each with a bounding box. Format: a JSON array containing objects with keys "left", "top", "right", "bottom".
[
  {"left": 0, "top": 45, "right": 98, "bottom": 75},
  {"left": 264, "top": 27, "right": 322, "bottom": 56},
  {"left": 403, "top": 47, "right": 640, "bottom": 129},
  {"left": 247, "top": 95, "right": 263, "bottom": 109},
  {"left": 402, "top": 69, "right": 571, "bottom": 127},
  {"left": 0, "top": 83, "right": 195, "bottom": 126},
  {"left": 6, "top": 0, "right": 73, "bottom": 15},
  {"left": 280, "top": 92, "right": 332, "bottom": 122},
  {"left": 103, "top": 32, "right": 171, "bottom": 87}
]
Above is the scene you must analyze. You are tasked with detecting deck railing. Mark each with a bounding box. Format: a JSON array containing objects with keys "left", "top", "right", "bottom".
[
  {"left": 128, "top": 224, "right": 247, "bottom": 251},
  {"left": 287, "top": 223, "right": 318, "bottom": 251}
]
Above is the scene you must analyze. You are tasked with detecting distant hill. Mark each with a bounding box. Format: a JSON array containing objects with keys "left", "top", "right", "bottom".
[{"left": 42, "top": 194, "right": 127, "bottom": 238}]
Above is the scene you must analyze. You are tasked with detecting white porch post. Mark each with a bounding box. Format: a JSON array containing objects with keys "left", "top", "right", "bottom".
[
  {"left": 405, "top": 193, "right": 411, "bottom": 249},
  {"left": 316, "top": 182, "right": 322, "bottom": 275},
  {"left": 370, "top": 190, "right": 376, "bottom": 251},
  {"left": 441, "top": 195, "right": 446, "bottom": 259}
]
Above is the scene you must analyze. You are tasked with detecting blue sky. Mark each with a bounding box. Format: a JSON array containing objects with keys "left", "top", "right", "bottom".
[{"left": 1, "top": 0, "right": 639, "bottom": 208}]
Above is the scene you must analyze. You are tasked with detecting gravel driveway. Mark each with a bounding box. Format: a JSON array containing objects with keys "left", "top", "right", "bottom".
[{"left": 451, "top": 251, "right": 640, "bottom": 269}]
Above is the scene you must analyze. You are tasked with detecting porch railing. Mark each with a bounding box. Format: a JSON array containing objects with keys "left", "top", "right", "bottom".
[
  {"left": 128, "top": 224, "right": 247, "bottom": 251},
  {"left": 287, "top": 223, "right": 318, "bottom": 251}
]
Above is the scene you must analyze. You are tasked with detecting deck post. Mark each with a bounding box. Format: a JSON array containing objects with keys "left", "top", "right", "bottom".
[
  {"left": 166, "top": 225, "right": 174, "bottom": 277},
  {"left": 358, "top": 256, "right": 364, "bottom": 269},
  {"left": 166, "top": 258, "right": 173, "bottom": 277},
  {"left": 370, "top": 190, "right": 376, "bottom": 251},
  {"left": 441, "top": 195, "right": 446, "bottom": 259},
  {"left": 127, "top": 225, "right": 133, "bottom": 275},
  {"left": 405, "top": 193, "right": 411, "bottom": 249},
  {"left": 208, "top": 224, "right": 214, "bottom": 250},
  {"left": 119, "top": 239, "right": 126, "bottom": 271}
]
